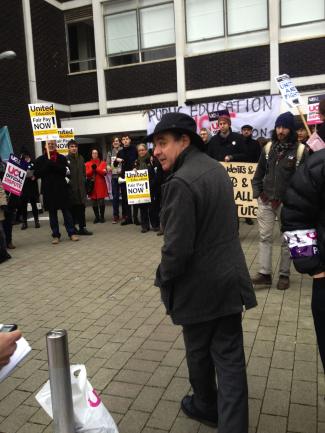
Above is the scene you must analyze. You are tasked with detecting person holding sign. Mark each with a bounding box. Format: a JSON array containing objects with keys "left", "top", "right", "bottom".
[
  {"left": 134, "top": 144, "right": 161, "bottom": 233},
  {"left": 34, "top": 140, "right": 79, "bottom": 244},
  {"left": 149, "top": 112, "right": 256, "bottom": 433},
  {"left": 20, "top": 150, "right": 40, "bottom": 230},
  {"left": 85, "top": 149, "right": 108, "bottom": 223},
  {"left": 251, "top": 112, "right": 308, "bottom": 290},
  {"left": 113, "top": 135, "right": 137, "bottom": 226},
  {"left": 281, "top": 148, "right": 325, "bottom": 373},
  {"left": 0, "top": 181, "right": 11, "bottom": 263}
]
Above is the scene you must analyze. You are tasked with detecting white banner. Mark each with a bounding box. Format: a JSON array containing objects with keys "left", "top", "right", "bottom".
[{"left": 147, "top": 95, "right": 281, "bottom": 140}]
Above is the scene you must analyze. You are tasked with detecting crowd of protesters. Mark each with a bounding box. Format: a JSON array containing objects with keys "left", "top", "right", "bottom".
[
  {"left": 0, "top": 101, "right": 325, "bottom": 433},
  {"left": 0, "top": 110, "right": 320, "bottom": 264}
]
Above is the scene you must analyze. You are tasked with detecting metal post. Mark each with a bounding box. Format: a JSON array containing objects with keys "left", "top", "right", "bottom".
[{"left": 46, "top": 329, "right": 74, "bottom": 433}]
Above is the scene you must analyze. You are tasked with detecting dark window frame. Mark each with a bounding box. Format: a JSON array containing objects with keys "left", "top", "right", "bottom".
[{"left": 66, "top": 17, "right": 97, "bottom": 74}]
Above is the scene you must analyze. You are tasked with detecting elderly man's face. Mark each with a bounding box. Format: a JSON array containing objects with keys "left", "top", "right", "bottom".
[
  {"left": 47, "top": 141, "right": 57, "bottom": 152},
  {"left": 153, "top": 132, "right": 190, "bottom": 172}
]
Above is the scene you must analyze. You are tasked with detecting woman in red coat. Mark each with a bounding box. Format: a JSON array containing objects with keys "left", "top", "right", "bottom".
[{"left": 85, "top": 149, "right": 108, "bottom": 223}]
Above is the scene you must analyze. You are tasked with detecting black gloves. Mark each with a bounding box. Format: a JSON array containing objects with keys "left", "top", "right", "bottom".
[{"left": 92, "top": 164, "right": 97, "bottom": 170}]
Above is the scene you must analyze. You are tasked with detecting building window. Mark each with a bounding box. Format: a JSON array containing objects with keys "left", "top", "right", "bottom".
[
  {"left": 281, "top": 0, "right": 325, "bottom": 26},
  {"left": 185, "top": 0, "right": 224, "bottom": 42},
  {"left": 67, "top": 19, "right": 96, "bottom": 73},
  {"left": 227, "top": 0, "right": 268, "bottom": 35},
  {"left": 185, "top": 0, "right": 268, "bottom": 42},
  {"left": 105, "top": 2, "right": 176, "bottom": 66}
]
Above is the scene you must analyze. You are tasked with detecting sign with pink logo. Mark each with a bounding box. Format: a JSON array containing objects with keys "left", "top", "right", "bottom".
[{"left": 2, "top": 154, "right": 28, "bottom": 196}]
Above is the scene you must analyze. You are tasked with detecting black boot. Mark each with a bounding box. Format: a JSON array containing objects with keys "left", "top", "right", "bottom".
[
  {"left": 99, "top": 205, "right": 106, "bottom": 223},
  {"left": 21, "top": 221, "right": 28, "bottom": 230},
  {"left": 93, "top": 206, "right": 100, "bottom": 223},
  {"left": 35, "top": 220, "right": 40, "bottom": 228}
]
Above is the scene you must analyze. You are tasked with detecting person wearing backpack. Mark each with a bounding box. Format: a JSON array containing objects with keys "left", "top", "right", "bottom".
[{"left": 251, "top": 112, "right": 307, "bottom": 290}]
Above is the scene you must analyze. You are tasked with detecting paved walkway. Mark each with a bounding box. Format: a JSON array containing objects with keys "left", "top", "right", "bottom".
[{"left": 0, "top": 208, "right": 323, "bottom": 433}]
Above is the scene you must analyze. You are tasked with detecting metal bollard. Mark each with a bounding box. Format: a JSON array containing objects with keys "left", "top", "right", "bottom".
[{"left": 46, "top": 329, "right": 75, "bottom": 433}]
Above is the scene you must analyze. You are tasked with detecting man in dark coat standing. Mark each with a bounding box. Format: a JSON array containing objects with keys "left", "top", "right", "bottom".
[
  {"left": 148, "top": 113, "right": 257, "bottom": 433},
  {"left": 66, "top": 140, "right": 92, "bottom": 235},
  {"left": 34, "top": 140, "right": 78, "bottom": 244},
  {"left": 207, "top": 111, "right": 247, "bottom": 162},
  {"left": 114, "top": 134, "right": 138, "bottom": 225}
]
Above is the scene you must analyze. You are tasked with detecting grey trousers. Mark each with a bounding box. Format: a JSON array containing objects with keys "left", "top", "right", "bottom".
[
  {"left": 257, "top": 199, "right": 291, "bottom": 277},
  {"left": 182, "top": 313, "right": 248, "bottom": 433}
]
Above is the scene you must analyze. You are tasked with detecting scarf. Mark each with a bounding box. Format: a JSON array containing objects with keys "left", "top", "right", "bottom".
[
  {"left": 137, "top": 153, "right": 150, "bottom": 170},
  {"left": 49, "top": 150, "right": 58, "bottom": 162}
]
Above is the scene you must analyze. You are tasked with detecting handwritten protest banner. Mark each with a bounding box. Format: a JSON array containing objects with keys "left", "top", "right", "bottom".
[
  {"left": 125, "top": 169, "right": 151, "bottom": 205},
  {"left": 28, "top": 103, "right": 59, "bottom": 142},
  {"left": 147, "top": 95, "right": 281, "bottom": 141},
  {"left": 2, "top": 154, "right": 28, "bottom": 196},
  {"left": 57, "top": 128, "right": 74, "bottom": 155},
  {"left": 221, "top": 162, "right": 258, "bottom": 218}
]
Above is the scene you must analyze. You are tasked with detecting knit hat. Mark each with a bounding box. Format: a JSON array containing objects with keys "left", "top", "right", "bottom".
[{"left": 274, "top": 112, "right": 296, "bottom": 131}]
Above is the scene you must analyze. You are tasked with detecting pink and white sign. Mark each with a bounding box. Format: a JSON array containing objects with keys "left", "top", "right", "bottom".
[
  {"left": 307, "top": 94, "right": 325, "bottom": 125},
  {"left": 2, "top": 154, "right": 28, "bottom": 196}
]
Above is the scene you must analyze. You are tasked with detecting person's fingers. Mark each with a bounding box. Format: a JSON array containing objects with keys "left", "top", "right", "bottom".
[{"left": 8, "top": 330, "right": 22, "bottom": 343}]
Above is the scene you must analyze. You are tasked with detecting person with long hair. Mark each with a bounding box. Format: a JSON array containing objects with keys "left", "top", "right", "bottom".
[
  {"left": 251, "top": 112, "right": 308, "bottom": 290},
  {"left": 85, "top": 148, "right": 108, "bottom": 223},
  {"left": 107, "top": 136, "right": 122, "bottom": 223}
]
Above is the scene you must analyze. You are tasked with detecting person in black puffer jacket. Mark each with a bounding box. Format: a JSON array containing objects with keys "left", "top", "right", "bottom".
[{"left": 281, "top": 101, "right": 325, "bottom": 373}]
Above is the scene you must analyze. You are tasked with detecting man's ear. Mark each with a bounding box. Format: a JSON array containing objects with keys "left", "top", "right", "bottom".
[{"left": 181, "top": 134, "right": 191, "bottom": 149}]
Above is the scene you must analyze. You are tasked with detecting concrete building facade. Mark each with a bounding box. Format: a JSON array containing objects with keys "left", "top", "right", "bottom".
[{"left": 0, "top": 0, "right": 324, "bottom": 158}]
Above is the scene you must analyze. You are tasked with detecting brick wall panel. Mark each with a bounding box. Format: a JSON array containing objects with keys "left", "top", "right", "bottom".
[
  {"left": 106, "top": 61, "right": 177, "bottom": 100},
  {"left": 185, "top": 46, "right": 270, "bottom": 90},
  {"left": 279, "top": 38, "right": 325, "bottom": 77}
]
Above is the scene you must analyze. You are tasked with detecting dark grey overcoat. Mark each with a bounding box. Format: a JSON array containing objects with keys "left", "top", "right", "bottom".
[
  {"left": 155, "top": 145, "right": 257, "bottom": 325},
  {"left": 66, "top": 153, "right": 87, "bottom": 206}
]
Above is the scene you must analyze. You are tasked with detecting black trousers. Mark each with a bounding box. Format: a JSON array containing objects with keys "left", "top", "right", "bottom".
[
  {"left": 21, "top": 199, "right": 39, "bottom": 222},
  {"left": 139, "top": 203, "right": 159, "bottom": 230},
  {"left": 121, "top": 183, "right": 132, "bottom": 221},
  {"left": 312, "top": 277, "right": 325, "bottom": 373},
  {"left": 70, "top": 204, "right": 86, "bottom": 229},
  {"left": 182, "top": 313, "right": 248, "bottom": 433}
]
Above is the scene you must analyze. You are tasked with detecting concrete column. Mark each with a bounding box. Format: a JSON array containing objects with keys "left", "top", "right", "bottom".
[
  {"left": 269, "top": 0, "right": 280, "bottom": 95},
  {"left": 22, "top": 0, "right": 42, "bottom": 157},
  {"left": 174, "top": 0, "right": 186, "bottom": 107},
  {"left": 92, "top": 0, "right": 107, "bottom": 115}
]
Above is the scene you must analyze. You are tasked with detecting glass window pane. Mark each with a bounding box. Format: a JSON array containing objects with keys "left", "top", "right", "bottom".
[
  {"left": 227, "top": 0, "right": 268, "bottom": 35},
  {"left": 186, "top": 0, "right": 224, "bottom": 42},
  {"left": 281, "top": 0, "right": 325, "bottom": 26},
  {"left": 142, "top": 45, "right": 176, "bottom": 61},
  {"left": 105, "top": 11, "right": 138, "bottom": 55},
  {"left": 67, "top": 20, "right": 96, "bottom": 72},
  {"left": 140, "top": 4, "right": 175, "bottom": 49}
]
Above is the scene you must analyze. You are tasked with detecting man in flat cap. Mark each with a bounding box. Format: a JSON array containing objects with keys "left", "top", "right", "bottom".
[{"left": 148, "top": 112, "right": 257, "bottom": 433}]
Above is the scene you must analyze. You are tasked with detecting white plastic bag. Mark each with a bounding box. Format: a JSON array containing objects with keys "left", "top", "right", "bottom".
[{"left": 35, "top": 364, "right": 118, "bottom": 433}]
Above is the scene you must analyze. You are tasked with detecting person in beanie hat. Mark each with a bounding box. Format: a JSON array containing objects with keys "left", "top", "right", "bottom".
[
  {"left": 149, "top": 112, "right": 256, "bottom": 433},
  {"left": 207, "top": 110, "right": 246, "bottom": 162},
  {"left": 251, "top": 111, "right": 308, "bottom": 290}
]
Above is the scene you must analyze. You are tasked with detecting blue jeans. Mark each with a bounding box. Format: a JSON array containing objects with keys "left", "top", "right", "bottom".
[
  {"left": 111, "top": 176, "right": 121, "bottom": 218},
  {"left": 49, "top": 208, "right": 75, "bottom": 238}
]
